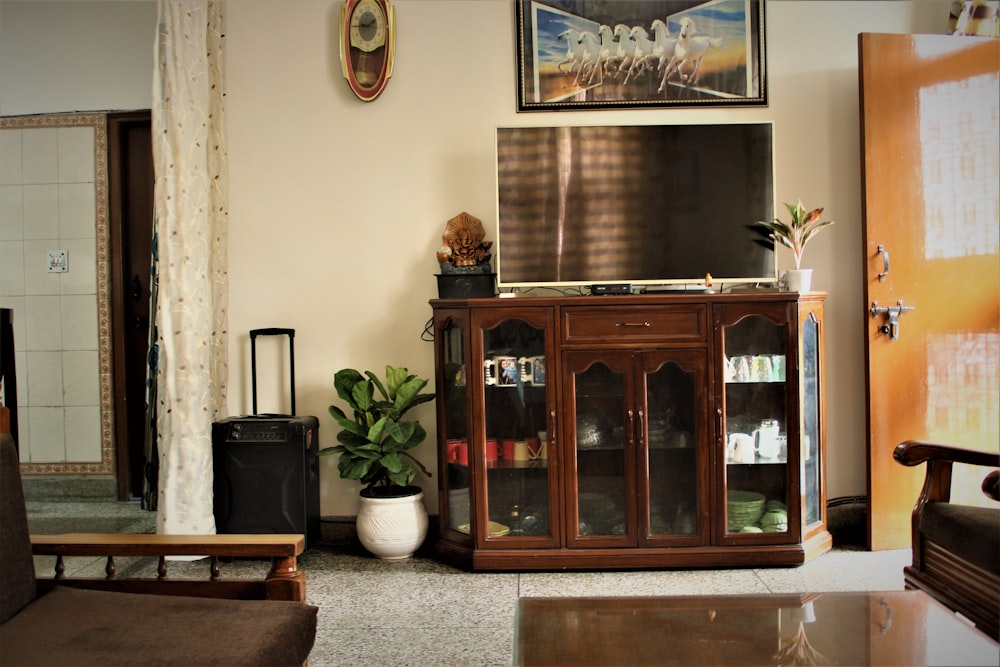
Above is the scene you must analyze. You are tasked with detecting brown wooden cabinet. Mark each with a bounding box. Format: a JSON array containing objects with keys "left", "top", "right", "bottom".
[{"left": 430, "top": 293, "right": 830, "bottom": 570}]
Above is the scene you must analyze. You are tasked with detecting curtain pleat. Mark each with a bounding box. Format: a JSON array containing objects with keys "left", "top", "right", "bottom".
[
  {"left": 152, "top": 0, "right": 229, "bottom": 534},
  {"left": 141, "top": 224, "right": 159, "bottom": 512}
]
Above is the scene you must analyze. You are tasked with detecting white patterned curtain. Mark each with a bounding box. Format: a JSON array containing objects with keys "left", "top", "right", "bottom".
[{"left": 152, "top": 0, "right": 229, "bottom": 535}]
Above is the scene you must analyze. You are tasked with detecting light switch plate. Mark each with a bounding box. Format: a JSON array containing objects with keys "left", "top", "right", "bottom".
[{"left": 47, "top": 250, "right": 68, "bottom": 273}]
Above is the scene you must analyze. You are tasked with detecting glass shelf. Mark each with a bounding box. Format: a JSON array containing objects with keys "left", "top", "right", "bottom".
[{"left": 725, "top": 379, "right": 786, "bottom": 385}]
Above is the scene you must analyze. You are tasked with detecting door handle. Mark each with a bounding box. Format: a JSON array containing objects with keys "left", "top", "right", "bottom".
[
  {"left": 870, "top": 300, "right": 915, "bottom": 340},
  {"left": 877, "top": 245, "right": 890, "bottom": 281}
]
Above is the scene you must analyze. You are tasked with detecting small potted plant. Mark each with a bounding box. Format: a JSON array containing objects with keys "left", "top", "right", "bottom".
[
  {"left": 756, "top": 200, "right": 835, "bottom": 292},
  {"left": 320, "top": 365, "right": 435, "bottom": 559}
]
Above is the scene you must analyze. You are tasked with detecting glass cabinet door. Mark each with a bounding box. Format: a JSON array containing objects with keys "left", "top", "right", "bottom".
[
  {"left": 640, "top": 350, "right": 706, "bottom": 545},
  {"left": 437, "top": 314, "right": 472, "bottom": 541},
  {"left": 801, "top": 307, "right": 824, "bottom": 533},
  {"left": 720, "top": 311, "right": 791, "bottom": 539},
  {"left": 478, "top": 312, "right": 556, "bottom": 544},
  {"left": 565, "top": 352, "right": 632, "bottom": 547}
]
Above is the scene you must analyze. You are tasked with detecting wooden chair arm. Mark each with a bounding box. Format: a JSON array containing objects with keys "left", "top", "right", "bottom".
[
  {"left": 893, "top": 440, "right": 999, "bottom": 469},
  {"left": 31, "top": 533, "right": 308, "bottom": 602},
  {"left": 894, "top": 441, "right": 999, "bottom": 505}
]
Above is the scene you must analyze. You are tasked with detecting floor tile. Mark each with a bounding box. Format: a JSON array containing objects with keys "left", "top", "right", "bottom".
[
  {"left": 308, "top": 621, "right": 513, "bottom": 667},
  {"left": 519, "top": 567, "right": 772, "bottom": 597},
  {"left": 754, "top": 548, "right": 909, "bottom": 593}
]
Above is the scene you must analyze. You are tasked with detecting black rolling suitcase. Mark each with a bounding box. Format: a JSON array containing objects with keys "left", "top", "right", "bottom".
[{"left": 212, "top": 328, "right": 320, "bottom": 549}]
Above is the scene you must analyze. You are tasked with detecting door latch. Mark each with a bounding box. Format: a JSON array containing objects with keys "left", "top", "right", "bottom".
[{"left": 870, "top": 300, "right": 915, "bottom": 340}]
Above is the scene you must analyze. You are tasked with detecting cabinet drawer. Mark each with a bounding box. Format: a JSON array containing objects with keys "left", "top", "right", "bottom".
[{"left": 562, "top": 305, "right": 707, "bottom": 344}]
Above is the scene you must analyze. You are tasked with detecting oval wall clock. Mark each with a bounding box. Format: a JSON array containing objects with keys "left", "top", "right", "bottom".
[{"left": 339, "top": 0, "right": 395, "bottom": 102}]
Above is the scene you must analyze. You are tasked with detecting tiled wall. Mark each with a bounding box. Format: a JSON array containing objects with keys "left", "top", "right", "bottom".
[{"left": 0, "top": 118, "right": 104, "bottom": 465}]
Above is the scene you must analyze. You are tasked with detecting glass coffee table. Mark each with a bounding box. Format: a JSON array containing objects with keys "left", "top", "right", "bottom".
[{"left": 515, "top": 590, "right": 998, "bottom": 666}]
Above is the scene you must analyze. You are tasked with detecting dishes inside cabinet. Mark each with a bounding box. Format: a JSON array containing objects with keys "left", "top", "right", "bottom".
[
  {"left": 456, "top": 521, "right": 510, "bottom": 537},
  {"left": 576, "top": 409, "right": 613, "bottom": 450},
  {"left": 727, "top": 490, "right": 766, "bottom": 532}
]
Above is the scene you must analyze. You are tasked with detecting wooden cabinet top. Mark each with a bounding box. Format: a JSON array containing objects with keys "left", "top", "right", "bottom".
[{"left": 430, "top": 291, "right": 827, "bottom": 309}]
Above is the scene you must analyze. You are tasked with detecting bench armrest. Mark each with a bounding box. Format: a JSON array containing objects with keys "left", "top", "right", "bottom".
[{"left": 31, "top": 533, "right": 308, "bottom": 602}]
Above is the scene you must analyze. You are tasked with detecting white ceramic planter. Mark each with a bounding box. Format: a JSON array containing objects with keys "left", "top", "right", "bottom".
[
  {"left": 356, "top": 489, "right": 429, "bottom": 559},
  {"left": 786, "top": 269, "right": 813, "bottom": 293}
]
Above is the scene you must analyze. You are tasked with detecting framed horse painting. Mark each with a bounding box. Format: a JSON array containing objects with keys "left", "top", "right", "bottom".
[{"left": 515, "top": 0, "right": 766, "bottom": 111}]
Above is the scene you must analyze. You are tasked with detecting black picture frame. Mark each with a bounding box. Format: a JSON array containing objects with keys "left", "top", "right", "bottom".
[{"left": 515, "top": 0, "right": 766, "bottom": 111}]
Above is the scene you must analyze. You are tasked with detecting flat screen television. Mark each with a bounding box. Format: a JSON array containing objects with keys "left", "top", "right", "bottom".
[{"left": 495, "top": 123, "right": 776, "bottom": 290}]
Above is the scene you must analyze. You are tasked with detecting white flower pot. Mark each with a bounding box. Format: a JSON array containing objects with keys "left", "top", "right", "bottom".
[
  {"left": 356, "top": 489, "right": 428, "bottom": 560},
  {"left": 786, "top": 269, "right": 813, "bottom": 293}
]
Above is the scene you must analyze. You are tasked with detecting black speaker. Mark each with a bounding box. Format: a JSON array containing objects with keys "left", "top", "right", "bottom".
[{"left": 212, "top": 415, "right": 320, "bottom": 549}]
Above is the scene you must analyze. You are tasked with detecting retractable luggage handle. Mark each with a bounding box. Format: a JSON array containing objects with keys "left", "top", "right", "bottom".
[{"left": 249, "top": 328, "right": 296, "bottom": 416}]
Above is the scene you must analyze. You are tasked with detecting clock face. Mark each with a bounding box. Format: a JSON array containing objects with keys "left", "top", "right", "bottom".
[
  {"left": 349, "top": 0, "right": 386, "bottom": 53},
  {"left": 340, "top": 0, "right": 395, "bottom": 101}
]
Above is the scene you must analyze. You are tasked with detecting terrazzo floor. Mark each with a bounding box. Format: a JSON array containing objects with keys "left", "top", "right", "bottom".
[{"left": 26, "top": 500, "right": 911, "bottom": 667}]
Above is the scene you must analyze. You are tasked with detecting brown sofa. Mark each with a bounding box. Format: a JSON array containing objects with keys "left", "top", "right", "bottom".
[
  {"left": 0, "top": 433, "right": 318, "bottom": 666},
  {"left": 894, "top": 440, "right": 999, "bottom": 641}
]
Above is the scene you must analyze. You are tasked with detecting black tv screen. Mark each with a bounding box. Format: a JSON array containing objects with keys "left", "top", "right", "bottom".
[{"left": 495, "top": 123, "right": 775, "bottom": 288}]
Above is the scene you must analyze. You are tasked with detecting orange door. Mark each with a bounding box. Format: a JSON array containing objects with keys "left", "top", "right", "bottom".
[{"left": 860, "top": 33, "right": 999, "bottom": 550}]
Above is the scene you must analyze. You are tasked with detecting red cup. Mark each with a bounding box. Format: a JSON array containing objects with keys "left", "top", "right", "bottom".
[
  {"left": 447, "top": 439, "right": 468, "bottom": 466},
  {"left": 501, "top": 439, "right": 517, "bottom": 461},
  {"left": 485, "top": 438, "right": 500, "bottom": 462}
]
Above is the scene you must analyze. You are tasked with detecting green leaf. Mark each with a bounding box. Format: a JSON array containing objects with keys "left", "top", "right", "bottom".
[
  {"left": 336, "top": 430, "right": 373, "bottom": 449},
  {"left": 381, "top": 451, "right": 405, "bottom": 473},
  {"left": 386, "top": 466, "right": 415, "bottom": 488},
  {"left": 329, "top": 407, "right": 367, "bottom": 437},
  {"left": 384, "top": 419, "right": 416, "bottom": 445},
  {"left": 334, "top": 369, "right": 364, "bottom": 408},
  {"left": 393, "top": 377, "right": 429, "bottom": 413},
  {"left": 384, "top": 365, "right": 408, "bottom": 398},
  {"left": 367, "top": 369, "right": 390, "bottom": 402},
  {"left": 367, "top": 414, "right": 388, "bottom": 446},
  {"left": 350, "top": 380, "right": 374, "bottom": 412},
  {"left": 338, "top": 455, "right": 372, "bottom": 481}
]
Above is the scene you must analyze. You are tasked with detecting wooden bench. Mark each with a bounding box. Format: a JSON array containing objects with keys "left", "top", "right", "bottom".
[{"left": 0, "top": 431, "right": 318, "bottom": 666}]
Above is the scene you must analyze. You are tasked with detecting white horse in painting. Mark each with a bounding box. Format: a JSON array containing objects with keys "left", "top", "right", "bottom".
[
  {"left": 625, "top": 19, "right": 676, "bottom": 83},
  {"left": 649, "top": 19, "right": 679, "bottom": 73},
  {"left": 622, "top": 25, "right": 655, "bottom": 83},
  {"left": 556, "top": 28, "right": 585, "bottom": 74},
  {"left": 605, "top": 24, "right": 636, "bottom": 77},
  {"left": 658, "top": 16, "right": 722, "bottom": 91},
  {"left": 576, "top": 25, "right": 615, "bottom": 86}
]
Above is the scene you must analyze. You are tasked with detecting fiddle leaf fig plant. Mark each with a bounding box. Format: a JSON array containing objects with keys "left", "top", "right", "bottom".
[
  {"left": 320, "top": 365, "right": 435, "bottom": 497},
  {"left": 756, "top": 200, "right": 835, "bottom": 270}
]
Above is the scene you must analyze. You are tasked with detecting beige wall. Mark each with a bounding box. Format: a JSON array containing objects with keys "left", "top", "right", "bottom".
[{"left": 1, "top": 1, "right": 950, "bottom": 516}]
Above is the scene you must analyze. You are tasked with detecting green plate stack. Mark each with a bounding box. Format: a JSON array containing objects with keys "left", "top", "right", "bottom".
[{"left": 727, "top": 490, "right": 766, "bottom": 532}]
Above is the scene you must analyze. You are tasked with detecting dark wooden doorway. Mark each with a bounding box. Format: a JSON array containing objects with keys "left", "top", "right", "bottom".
[{"left": 108, "top": 111, "right": 154, "bottom": 501}]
